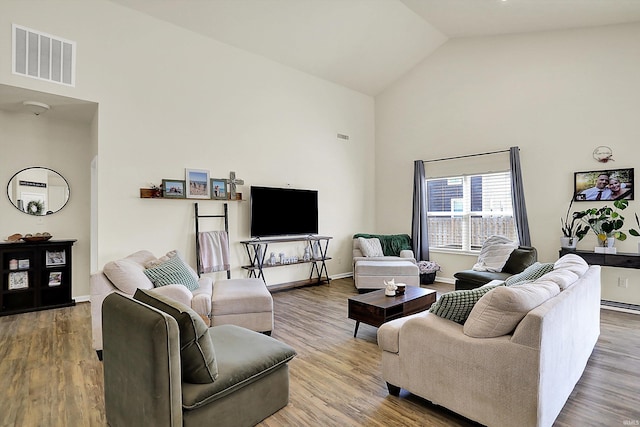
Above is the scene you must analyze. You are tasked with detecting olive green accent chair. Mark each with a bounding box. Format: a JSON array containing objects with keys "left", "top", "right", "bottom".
[{"left": 102, "top": 292, "right": 296, "bottom": 427}]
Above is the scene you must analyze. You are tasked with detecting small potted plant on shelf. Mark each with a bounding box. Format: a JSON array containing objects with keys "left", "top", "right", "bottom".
[
  {"left": 417, "top": 260, "right": 441, "bottom": 285},
  {"left": 560, "top": 195, "right": 588, "bottom": 249},
  {"left": 574, "top": 199, "right": 630, "bottom": 254}
]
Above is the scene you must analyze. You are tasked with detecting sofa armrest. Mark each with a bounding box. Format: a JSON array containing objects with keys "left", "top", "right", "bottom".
[
  {"left": 378, "top": 312, "right": 427, "bottom": 353},
  {"left": 399, "top": 250, "right": 416, "bottom": 262},
  {"left": 149, "top": 284, "right": 193, "bottom": 307}
]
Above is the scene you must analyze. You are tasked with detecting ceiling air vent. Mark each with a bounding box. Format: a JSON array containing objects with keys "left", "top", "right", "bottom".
[{"left": 12, "top": 24, "right": 76, "bottom": 87}]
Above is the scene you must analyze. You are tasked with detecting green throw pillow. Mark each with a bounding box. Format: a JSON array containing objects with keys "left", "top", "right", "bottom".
[
  {"left": 429, "top": 284, "right": 503, "bottom": 324},
  {"left": 144, "top": 255, "right": 200, "bottom": 292},
  {"left": 134, "top": 289, "right": 218, "bottom": 384},
  {"left": 505, "top": 262, "right": 554, "bottom": 286}
]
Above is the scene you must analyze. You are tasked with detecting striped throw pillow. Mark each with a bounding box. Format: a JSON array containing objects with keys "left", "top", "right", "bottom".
[{"left": 144, "top": 255, "right": 200, "bottom": 292}]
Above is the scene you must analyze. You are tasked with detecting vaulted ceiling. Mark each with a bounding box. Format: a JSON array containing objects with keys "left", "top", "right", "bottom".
[{"left": 109, "top": 0, "right": 640, "bottom": 95}]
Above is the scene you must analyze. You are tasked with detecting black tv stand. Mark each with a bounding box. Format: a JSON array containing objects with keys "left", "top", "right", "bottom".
[{"left": 240, "top": 236, "right": 332, "bottom": 288}]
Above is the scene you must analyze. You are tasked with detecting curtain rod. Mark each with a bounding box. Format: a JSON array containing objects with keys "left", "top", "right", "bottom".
[{"left": 422, "top": 148, "right": 515, "bottom": 163}]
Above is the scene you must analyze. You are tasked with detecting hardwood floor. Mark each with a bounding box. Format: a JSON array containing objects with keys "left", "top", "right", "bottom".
[{"left": 0, "top": 278, "right": 638, "bottom": 426}]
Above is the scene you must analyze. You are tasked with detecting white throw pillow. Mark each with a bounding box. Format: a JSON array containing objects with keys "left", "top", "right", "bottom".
[
  {"left": 472, "top": 235, "right": 518, "bottom": 272},
  {"left": 103, "top": 250, "right": 156, "bottom": 294},
  {"left": 463, "top": 281, "right": 560, "bottom": 338},
  {"left": 358, "top": 237, "right": 384, "bottom": 257},
  {"left": 553, "top": 254, "right": 589, "bottom": 289}
]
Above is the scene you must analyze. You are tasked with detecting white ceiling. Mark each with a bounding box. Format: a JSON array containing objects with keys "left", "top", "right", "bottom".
[
  {"left": 109, "top": 0, "right": 640, "bottom": 96},
  {"left": 3, "top": 0, "right": 640, "bottom": 121}
]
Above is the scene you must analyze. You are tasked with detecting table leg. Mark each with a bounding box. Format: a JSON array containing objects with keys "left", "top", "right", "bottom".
[{"left": 353, "top": 321, "right": 360, "bottom": 338}]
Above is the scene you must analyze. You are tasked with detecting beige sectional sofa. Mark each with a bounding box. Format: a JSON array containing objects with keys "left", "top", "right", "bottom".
[{"left": 378, "top": 254, "right": 601, "bottom": 427}]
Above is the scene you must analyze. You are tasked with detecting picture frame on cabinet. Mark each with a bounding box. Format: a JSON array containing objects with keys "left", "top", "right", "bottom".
[
  {"left": 162, "top": 179, "right": 186, "bottom": 198},
  {"left": 210, "top": 178, "right": 228, "bottom": 200},
  {"left": 8, "top": 271, "right": 28, "bottom": 290},
  {"left": 48, "top": 272, "right": 62, "bottom": 287},
  {"left": 186, "top": 169, "right": 210, "bottom": 199},
  {"left": 46, "top": 250, "right": 66, "bottom": 267}
]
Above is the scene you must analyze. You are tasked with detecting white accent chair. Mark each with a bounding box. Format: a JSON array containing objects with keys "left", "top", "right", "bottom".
[{"left": 352, "top": 236, "right": 419, "bottom": 291}]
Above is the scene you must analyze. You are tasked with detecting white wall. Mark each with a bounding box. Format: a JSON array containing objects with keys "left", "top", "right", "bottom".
[
  {"left": 376, "top": 23, "right": 640, "bottom": 305},
  {"left": 0, "top": 110, "right": 92, "bottom": 298},
  {"left": 0, "top": 0, "right": 376, "bottom": 294}
]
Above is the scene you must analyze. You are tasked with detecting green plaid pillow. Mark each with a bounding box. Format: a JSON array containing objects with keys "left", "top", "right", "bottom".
[
  {"left": 505, "top": 262, "right": 554, "bottom": 286},
  {"left": 144, "top": 255, "right": 200, "bottom": 292},
  {"left": 429, "top": 284, "right": 503, "bottom": 324}
]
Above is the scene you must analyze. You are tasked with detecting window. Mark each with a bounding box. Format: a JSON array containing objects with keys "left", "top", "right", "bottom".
[{"left": 427, "top": 171, "right": 517, "bottom": 251}]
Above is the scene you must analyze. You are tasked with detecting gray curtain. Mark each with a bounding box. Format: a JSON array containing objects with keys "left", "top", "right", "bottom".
[
  {"left": 412, "top": 160, "right": 429, "bottom": 261},
  {"left": 509, "top": 147, "right": 531, "bottom": 246}
]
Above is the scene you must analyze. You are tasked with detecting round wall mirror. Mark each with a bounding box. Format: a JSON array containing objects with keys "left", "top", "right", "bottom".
[{"left": 7, "top": 167, "right": 70, "bottom": 215}]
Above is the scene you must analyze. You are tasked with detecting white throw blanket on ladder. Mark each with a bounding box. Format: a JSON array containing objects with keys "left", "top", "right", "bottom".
[{"left": 198, "top": 231, "right": 231, "bottom": 274}]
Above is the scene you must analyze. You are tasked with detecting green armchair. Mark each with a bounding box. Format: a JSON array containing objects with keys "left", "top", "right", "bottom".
[{"left": 102, "top": 291, "right": 296, "bottom": 427}]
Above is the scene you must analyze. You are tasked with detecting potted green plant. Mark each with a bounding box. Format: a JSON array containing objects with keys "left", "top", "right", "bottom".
[
  {"left": 560, "top": 196, "right": 588, "bottom": 248},
  {"left": 574, "top": 199, "right": 630, "bottom": 254}
]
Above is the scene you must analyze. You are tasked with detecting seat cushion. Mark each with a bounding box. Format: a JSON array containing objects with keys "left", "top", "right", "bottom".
[
  {"left": 355, "top": 260, "right": 418, "bottom": 276},
  {"left": 454, "top": 270, "right": 511, "bottom": 288},
  {"left": 212, "top": 279, "right": 273, "bottom": 316},
  {"left": 182, "top": 324, "right": 296, "bottom": 409},
  {"left": 134, "top": 289, "right": 218, "bottom": 384}
]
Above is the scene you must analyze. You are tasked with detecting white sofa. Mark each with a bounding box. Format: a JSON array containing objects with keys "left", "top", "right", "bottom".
[
  {"left": 377, "top": 254, "right": 601, "bottom": 427},
  {"left": 91, "top": 250, "right": 274, "bottom": 357}
]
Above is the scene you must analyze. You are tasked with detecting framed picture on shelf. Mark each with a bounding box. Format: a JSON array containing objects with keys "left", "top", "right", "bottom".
[
  {"left": 48, "top": 272, "right": 62, "bottom": 287},
  {"left": 8, "top": 271, "right": 28, "bottom": 290},
  {"left": 161, "top": 179, "right": 186, "bottom": 198},
  {"left": 18, "top": 259, "right": 30, "bottom": 269},
  {"left": 46, "top": 249, "right": 66, "bottom": 267},
  {"left": 210, "top": 178, "right": 228, "bottom": 200},
  {"left": 574, "top": 168, "right": 634, "bottom": 201},
  {"left": 185, "top": 168, "right": 210, "bottom": 199}
]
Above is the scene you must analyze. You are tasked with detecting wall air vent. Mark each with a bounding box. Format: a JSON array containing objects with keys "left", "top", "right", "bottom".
[{"left": 12, "top": 24, "right": 76, "bottom": 87}]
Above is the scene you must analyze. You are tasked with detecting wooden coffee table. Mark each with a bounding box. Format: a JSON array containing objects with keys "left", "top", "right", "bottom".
[{"left": 348, "top": 286, "right": 437, "bottom": 337}]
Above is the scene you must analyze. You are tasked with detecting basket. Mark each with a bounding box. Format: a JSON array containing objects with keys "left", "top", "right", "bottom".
[{"left": 420, "top": 272, "right": 436, "bottom": 285}]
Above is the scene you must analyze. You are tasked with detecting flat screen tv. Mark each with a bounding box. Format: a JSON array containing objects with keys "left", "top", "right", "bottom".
[
  {"left": 250, "top": 186, "right": 318, "bottom": 237},
  {"left": 574, "top": 168, "right": 634, "bottom": 201}
]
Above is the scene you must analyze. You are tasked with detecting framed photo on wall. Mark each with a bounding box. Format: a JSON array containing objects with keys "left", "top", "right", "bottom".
[
  {"left": 574, "top": 168, "right": 634, "bottom": 201},
  {"left": 162, "top": 179, "right": 186, "bottom": 198},
  {"left": 185, "top": 169, "right": 210, "bottom": 199},
  {"left": 210, "top": 178, "right": 228, "bottom": 200}
]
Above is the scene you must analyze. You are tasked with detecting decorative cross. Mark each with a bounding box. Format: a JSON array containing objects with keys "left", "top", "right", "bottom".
[{"left": 227, "top": 171, "right": 244, "bottom": 199}]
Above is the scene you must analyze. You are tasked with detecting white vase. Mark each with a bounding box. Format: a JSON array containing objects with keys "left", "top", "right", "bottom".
[
  {"left": 560, "top": 237, "right": 577, "bottom": 249},
  {"left": 606, "top": 237, "right": 615, "bottom": 248}
]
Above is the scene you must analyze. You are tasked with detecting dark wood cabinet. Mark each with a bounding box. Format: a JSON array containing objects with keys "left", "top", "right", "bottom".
[{"left": 1, "top": 240, "right": 76, "bottom": 316}]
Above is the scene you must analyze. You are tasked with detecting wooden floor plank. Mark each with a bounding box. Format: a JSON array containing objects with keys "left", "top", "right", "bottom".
[{"left": 0, "top": 278, "right": 638, "bottom": 426}]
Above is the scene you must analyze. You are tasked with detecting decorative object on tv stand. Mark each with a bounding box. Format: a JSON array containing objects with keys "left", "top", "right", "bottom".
[
  {"left": 269, "top": 252, "right": 276, "bottom": 265},
  {"left": 574, "top": 199, "right": 633, "bottom": 254},
  {"left": 313, "top": 241, "right": 321, "bottom": 259},
  {"left": 560, "top": 195, "right": 588, "bottom": 249},
  {"left": 227, "top": 171, "right": 244, "bottom": 200},
  {"left": 303, "top": 246, "right": 311, "bottom": 262}
]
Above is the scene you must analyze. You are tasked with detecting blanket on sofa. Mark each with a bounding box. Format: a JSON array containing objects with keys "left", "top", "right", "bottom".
[{"left": 353, "top": 233, "right": 412, "bottom": 257}]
